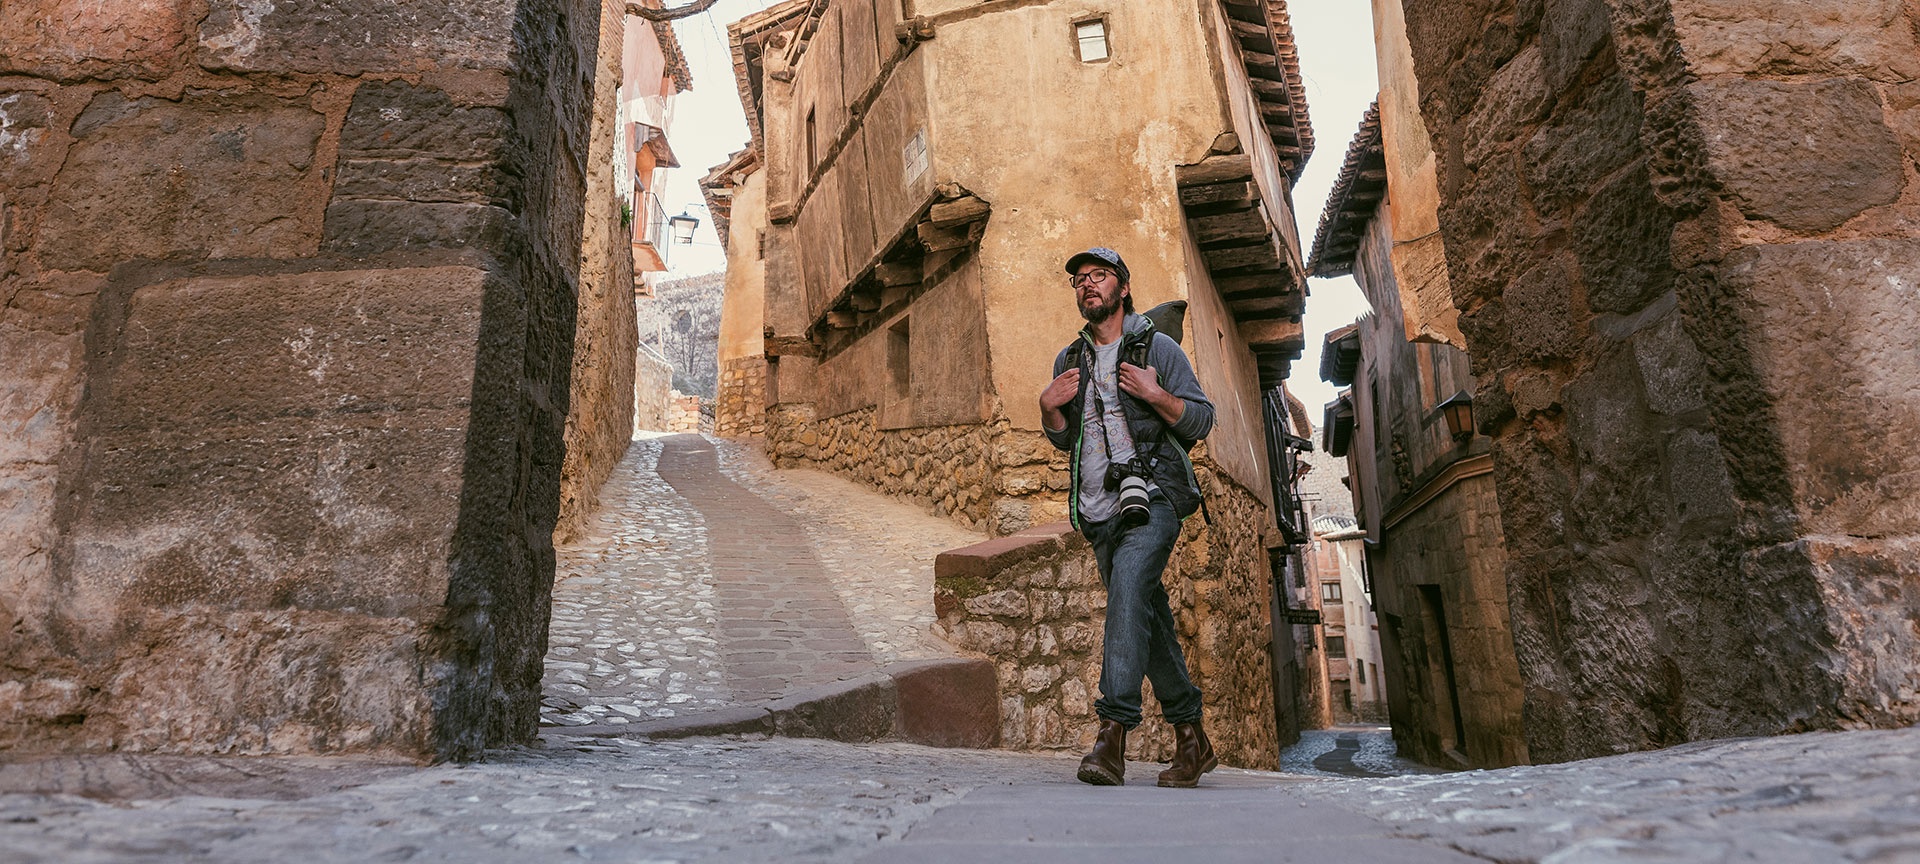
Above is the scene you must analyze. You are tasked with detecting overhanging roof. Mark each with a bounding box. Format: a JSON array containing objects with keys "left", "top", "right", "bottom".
[{"left": 1306, "top": 101, "right": 1386, "bottom": 278}]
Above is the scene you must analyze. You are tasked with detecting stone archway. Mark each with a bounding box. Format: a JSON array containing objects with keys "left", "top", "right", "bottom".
[{"left": 0, "top": 0, "right": 610, "bottom": 762}]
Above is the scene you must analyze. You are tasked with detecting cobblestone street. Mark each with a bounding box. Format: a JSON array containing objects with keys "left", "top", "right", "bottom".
[
  {"left": 542, "top": 434, "right": 981, "bottom": 729},
  {"left": 6, "top": 726, "right": 1918, "bottom": 862}
]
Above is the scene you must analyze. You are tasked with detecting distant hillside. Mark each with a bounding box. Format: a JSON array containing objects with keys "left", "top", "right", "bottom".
[{"left": 638, "top": 271, "right": 725, "bottom": 399}]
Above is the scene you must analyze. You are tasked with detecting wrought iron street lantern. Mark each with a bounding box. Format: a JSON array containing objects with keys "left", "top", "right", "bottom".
[
  {"left": 1439, "top": 390, "right": 1475, "bottom": 442},
  {"left": 667, "top": 211, "right": 700, "bottom": 244}
]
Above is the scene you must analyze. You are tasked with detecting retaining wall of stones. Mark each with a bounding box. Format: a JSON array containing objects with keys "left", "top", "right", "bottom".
[
  {"left": 933, "top": 469, "right": 1280, "bottom": 769},
  {"left": 714, "top": 356, "right": 767, "bottom": 437}
]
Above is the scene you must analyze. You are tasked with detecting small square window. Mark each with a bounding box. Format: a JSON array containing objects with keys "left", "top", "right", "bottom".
[
  {"left": 1321, "top": 581, "right": 1343, "bottom": 603},
  {"left": 1075, "top": 19, "right": 1109, "bottom": 63}
]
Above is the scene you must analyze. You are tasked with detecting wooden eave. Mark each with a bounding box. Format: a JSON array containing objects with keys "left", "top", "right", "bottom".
[
  {"left": 1220, "top": 0, "right": 1315, "bottom": 181},
  {"left": 1322, "top": 392, "right": 1355, "bottom": 457},
  {"left": 778, "top": 187, "right": 992, "bottom": 360},
  {"left": 699, "top": 147, "right": 757, "bottom": 250},
  {"left": 728, "top": 0, "right": 810, "bottom": 155},
  {"left": 1319, "top": 323, "right": 1361, "bottom": 385},
  {"left": 1306, "top": 102, "right": 1387, "bottom": 279},
  {"left": 1176, "top": 152, "right": 1307, "bottom": 389}
]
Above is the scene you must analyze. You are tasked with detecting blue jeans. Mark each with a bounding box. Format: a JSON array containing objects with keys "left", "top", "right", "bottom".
[{"left": 1082, "top": 493, "right": 1204, "bottom": 728}]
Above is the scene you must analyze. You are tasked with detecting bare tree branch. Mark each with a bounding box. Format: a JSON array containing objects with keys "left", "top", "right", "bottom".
[{"left": 625, "top": 0, "right": 721, "bottom": 21}]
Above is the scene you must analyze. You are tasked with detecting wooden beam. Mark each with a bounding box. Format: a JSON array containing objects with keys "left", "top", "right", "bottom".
[
  {"left": 1175, "top": 153, "right": 1253, "bottom": 187},
  {"left": 764, "top": 334, "right": 817, "bottom": 358},
  {"left": 880, "top": 285, "right": 911, "bottom": 307},
  {"left": 826, "top": 310, "right": 859, "bottom": 329},
  {"left": 1357, "top": 167, "right": 1388, "bottom": 184},
  {"left": 917, "top": 220, "right": 979, "bottom": 252},
  {"left": 1190, "top": 208, "right": 1269, "bottom": 247},
  {"left": 1239, "top": 318, "right": 1304, "bottom": 348},
  {"left": 850, "top": 290, "right": 881, "bottom": 312},
  {"left": 876, "top": 260, "right": 921, "bottom": 287},
  {"left": 928, "top": 196, "right": 990, "bottom": 227},
  {"left": 1203, "top": 243, "right": 1282, "bottom": 273},
  {"left": 1214, "top": 270, "right": 1291, "bottom": 296},
  {"left": 1179, "top": 181, "right": 1257, "bottom": 209}
]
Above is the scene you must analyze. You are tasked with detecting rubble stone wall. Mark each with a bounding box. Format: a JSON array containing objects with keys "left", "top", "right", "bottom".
[
  {"left": 0, "top": 0, "right": 601, "bottom": 760},
  {"left": 634, "top": 344, "right": 674, "bottom": 433},
  {"left": 934, "top": 470, "right": 1280, "bottom": 770},
  {"left": 1398, "top": 0, "right": 1920, "bottom": 761},
  {"left": 555, "top": 0, "right": 639, "bottom": 546},
  {"left": 714, "top": 356, "right": 767, "bottom": 437}
]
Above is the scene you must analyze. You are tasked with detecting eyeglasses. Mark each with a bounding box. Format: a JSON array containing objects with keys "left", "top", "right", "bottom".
[{"left": 1070, "top": 269, "right": 1116, "bottom": 287}]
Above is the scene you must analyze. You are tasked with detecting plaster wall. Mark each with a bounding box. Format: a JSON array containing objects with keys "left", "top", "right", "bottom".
[
  {"left": 717, "top": 170, "right": 769, "bottom": 367},
  {"left": 924, "top": 0, "right": 1225, "bottom": 435},
  {"left": 1368, "top": 0, "right": 1460, "bottom": 347},
  {"left": 0, "top": 0, "right": 600, "bottom": 760}
]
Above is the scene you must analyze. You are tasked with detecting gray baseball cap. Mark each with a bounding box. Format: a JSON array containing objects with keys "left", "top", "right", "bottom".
[{"left": 1064, "top": 247, "right": 1130, "bottom": 283}]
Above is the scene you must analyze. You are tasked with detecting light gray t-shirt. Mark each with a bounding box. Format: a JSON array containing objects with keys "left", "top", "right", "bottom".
[{"left": 1077, "top": 340, "right": 1155, "bottom": 522}]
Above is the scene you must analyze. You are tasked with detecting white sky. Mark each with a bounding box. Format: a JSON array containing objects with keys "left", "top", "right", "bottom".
[{"left": 652, "top": 0, "right": 1379, "bottom": 417}]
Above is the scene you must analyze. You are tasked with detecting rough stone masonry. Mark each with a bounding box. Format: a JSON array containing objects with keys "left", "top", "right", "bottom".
[
  {"left": 1396, "top": 0, "right": 1920, "bottom": 761},
  {"left": 0, "top": 0, "right": 603, "bottom": 760}
]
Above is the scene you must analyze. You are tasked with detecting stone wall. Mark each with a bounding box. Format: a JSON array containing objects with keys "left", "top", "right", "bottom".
[
  {"left": 714, "top": 356, "right": 767, "bottom": 437},
  {"left": 634, "top": 343, "right": 674, "bottom": 433},
  {"left": 766, "top": 406, "right": 1005, "bottom": 531},
  {"left": 636, "top": 271, "right": 724, "bottom": 398},
  {"left": 0, "top": 0, "right": 600, "bottom": 760},
  {"left": 934, "top": 471, "right": 1280, "bottom": 770},
  {"left": 1398, "top": 0, "right": 1920, "bottom": 761},
  {"left": 555, "top": 0, "right": 640, "bottom": 546}
]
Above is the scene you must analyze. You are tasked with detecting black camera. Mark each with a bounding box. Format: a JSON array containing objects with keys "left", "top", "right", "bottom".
[{"left": 1103, "top": 459, "right": 1152, "bottom": 529}]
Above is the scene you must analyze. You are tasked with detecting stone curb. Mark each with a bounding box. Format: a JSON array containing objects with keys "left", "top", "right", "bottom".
[{"left": 546, "top": 658, "right": 999, "bottom": 747}]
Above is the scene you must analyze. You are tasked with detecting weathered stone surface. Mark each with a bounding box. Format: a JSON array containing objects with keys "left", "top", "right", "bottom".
[
  {"left": 1671, "top": 0, "right": 1920, "bottom": 80},
  {"left": 197, "top": 0, "right": 515, "bottom": 74},
  {"left": 1521, "top": 75, "right": 1642, "bottom": 219},
  {"left": 1462, "top": 47, "right": 1552, "bottom": 170},
  {"left": 3, "top": 0, "right": 603, "bottom": 761},
  {"left": 0, "top": 0, "right": 192, "bottom": 80},
  {"left": 1572, "top": 163, "right": 1673, "bottom": 314},
  {"left": 1539, "top": 0, "right": 1609, "bottom": 91},
  {"left": 1688, "top": 77, "right": 1904, "bottom": 232},
  {"left": 35, "top": 93, "right": 326, "bottom": 270},
  {"left": 1722, "top": 238, "right": 1920, "bottom": 538}
]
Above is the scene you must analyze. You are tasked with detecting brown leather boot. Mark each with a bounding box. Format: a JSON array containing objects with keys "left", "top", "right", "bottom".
[
  {"left": 1156, "top": 720, "right": 1218, "bottom": 788},
  {"left": 1076, "top": 719, "right": 1128, "bottom": 785}
]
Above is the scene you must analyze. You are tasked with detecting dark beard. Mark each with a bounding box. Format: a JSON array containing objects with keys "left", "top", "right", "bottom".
[{"left": 1078, "top": 292, "right": 1123, "bottom": 323}]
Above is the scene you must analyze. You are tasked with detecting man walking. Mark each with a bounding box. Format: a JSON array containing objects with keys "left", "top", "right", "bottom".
[{"left": 1039, "top": 247, "right": 1218, "bottom": 788}]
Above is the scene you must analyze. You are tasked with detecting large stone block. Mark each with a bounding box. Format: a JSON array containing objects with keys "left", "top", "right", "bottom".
[
  {"left": 197, "top": 0, "right": 515, "bottom": 74},
  {"left": 1571, "top": 162, "right": 1673, "bottom": 314},
  {"left": 0, "top": 0, "right": 192, "bottom": 80},
  {"left": 1688, "top": 78, "right": 1904, "bottom": 233},
  {"left": 35, "top": 93, "right": 325, "bottom": 271},
  {"left": 1521, "top": 75, "right": 1643, "bottom": 220},
  {"left": 1671, "top": 0, "right": 1920, "bottom": 80},
  {"left": 1722, "top": 238, "right": 1920, "bottom": 537},
  {"left": 57, "top": 266, "right": 487, "bottom": 625}
]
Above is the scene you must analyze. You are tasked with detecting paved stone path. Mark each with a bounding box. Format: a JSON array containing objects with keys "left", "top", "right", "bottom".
[
  {"left": 9, "top": 727, "right": 1917, "bottom": 862},
  {"left": 710, "top": 436, "right": 977, "bottom": 665},
  {"left": 543, "top": 436, "right": 731, "bottom": 728},
  {"left": 541, "top": 433, "right": 983, "bottom": 728},
  {"left": 1278, "top": 725, "right": 1443, "bottom": 779},
  {"left": 654, "top": 434, "right": 876, "bottom": 703}
]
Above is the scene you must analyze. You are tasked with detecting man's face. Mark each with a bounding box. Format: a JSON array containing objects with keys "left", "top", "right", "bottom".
[{"left": 1073, "top": 263, "right": 1126, "bottom": 323}]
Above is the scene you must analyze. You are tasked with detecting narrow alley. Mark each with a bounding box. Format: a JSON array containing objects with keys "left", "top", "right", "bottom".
[{"left": 10, "top": 436, "right": 1920, "bottom": 862}]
